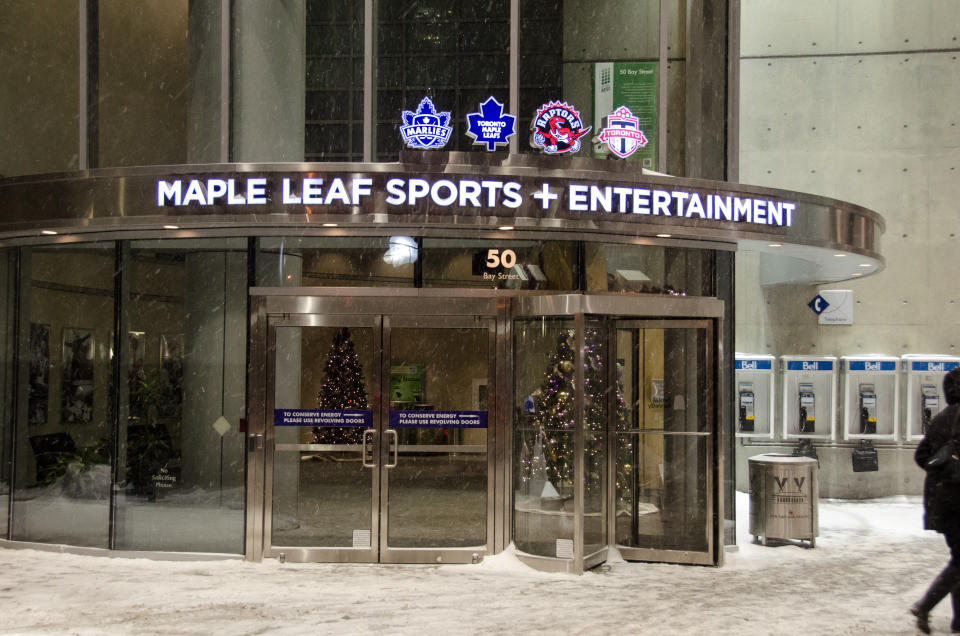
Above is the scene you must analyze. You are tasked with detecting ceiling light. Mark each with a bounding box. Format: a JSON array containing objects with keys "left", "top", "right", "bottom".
[
  {"left": 656, "top": 233, "right": 671, "bottom": 238},
  {"left": 322, "top": 223, "right": 338, "bottom": 227},
  {"left": 41, "top": 230, "right": 58, "bottom": 236},
  {"left": 498, "top": 225, "right": 514, "bottom": 231},
  {"left": 859, "top": 263, "right": 872, "bottom": 268},
  {"left": 163, "top": 224, "right": 179, "bottom": 230},
  {"left": 833, "top": 253, "right": 847, "bottom": 257},
  {"left": 851, "top": 272, "right": 863, "bottom": 277},
  {"left": 768, "top": 243, "right": 783, "bottom": 247}
]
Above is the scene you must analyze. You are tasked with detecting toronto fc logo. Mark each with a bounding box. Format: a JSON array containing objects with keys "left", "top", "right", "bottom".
[
  {"left": 400, "top": 97, "right": 452, "bottom": 150},
  {"left": 530, "top": 101, "right": 592, "bottom": 155},
  {"left": 597, "top": 106, "right": 648, "bottom": 159}
]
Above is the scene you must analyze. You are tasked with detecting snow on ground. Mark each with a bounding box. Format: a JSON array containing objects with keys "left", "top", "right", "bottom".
[{"left": 0, "top": 493, "right": 949, "bottom": 635}]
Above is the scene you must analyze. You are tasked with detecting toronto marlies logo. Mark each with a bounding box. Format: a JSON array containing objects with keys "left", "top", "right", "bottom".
[
  {"left": 400, "top": 97, "right": 452, "bottom": 150},
  {"left": 597, "top": 106, "right": 648, "bottom": 159},
  {"left": 530, "top": 101, "right": 592, "bottom": 155},
  {"left": 465, "top": 96, "right": 516, "bottom": 151}
]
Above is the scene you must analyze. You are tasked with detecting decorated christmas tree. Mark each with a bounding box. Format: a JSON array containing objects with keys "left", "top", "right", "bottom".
[
  {"left": 313, "top": 328, "right": 368, "bottom": 444},
  {"left": 521, "top": 328, "right": 631, "bottom": 502}
]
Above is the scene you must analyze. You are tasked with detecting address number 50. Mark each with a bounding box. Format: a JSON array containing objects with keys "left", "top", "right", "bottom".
[{"left": 485, "top": 249, "right": 517, "bottom": 269}]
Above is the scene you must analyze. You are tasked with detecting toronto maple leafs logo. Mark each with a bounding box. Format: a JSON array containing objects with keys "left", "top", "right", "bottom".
[
  {"left": 400, "top": 97, "right": 452, "bottom": 150},
  {"left": 530, "top": 101, "right": 592, "bottom": 155},
  {"left": 465, "top": 97, "right": 516, "bottom": 151},
  {"left": 597, "top": 105, "right": 648, "bottom": 159}
]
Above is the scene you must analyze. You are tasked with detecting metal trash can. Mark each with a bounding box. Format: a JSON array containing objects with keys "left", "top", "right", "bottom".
[{"left": 748, "top": 454, "right": 819, "bottom": 548}]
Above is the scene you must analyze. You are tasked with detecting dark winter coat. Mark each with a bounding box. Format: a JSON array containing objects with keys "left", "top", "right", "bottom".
[{"left": 915, "top": 403, "right": 960, "bottom": 533}]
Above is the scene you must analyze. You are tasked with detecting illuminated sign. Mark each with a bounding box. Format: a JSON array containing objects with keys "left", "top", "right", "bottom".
[
  {"left": 400, "top": 97, "right": 452, "bottom": 150},
  {"left": 155, "top": 176, "right": 797, "bottom": 227},
  {"left": 597, "top": 106, "right": 648, "bottom": 159},
  {"left": 530, "top": 101, "right": 591, "bottom": 154},
  {"left": 466, "top": 97, "right": 516, "bottom": 151}
]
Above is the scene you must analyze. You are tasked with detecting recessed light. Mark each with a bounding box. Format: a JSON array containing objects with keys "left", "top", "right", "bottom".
[
  {"left": 833, "top": 253, "right": 847, "bottom": 258},
  {"left": 859, "top": 263, "right": 872, "bottom": 268},
  {"left": 41, "top": 230, "right": 58, "bottom": 236},
  {"left": 322, "top": 223, "right": 338, "bottom": 227},
  {"left": 656, "top": 233, "right": 671, "bottom": 238},
  {"left": 498, "top": 225, "right": 514, "bottom": 231},
  {"left": 163, "top": 224, "right": 179, "bottom": 230},
  {"left": 851, "top": 272, "right": 863, "bottom": 277},
  {"left": 768, "top": 243, "right": 783, "bottom": 247}
]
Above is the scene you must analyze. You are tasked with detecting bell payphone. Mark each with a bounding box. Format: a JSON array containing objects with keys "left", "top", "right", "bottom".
[
  {"left": 798, "top": 383, "right": 816, "bottom": 434},
  {"left": 921, "top": 384, "right": 939, "bottom": 435},
  {"left": 781, "top": 355, "right": 837, "bottom": 440},
  {"left": 840, "top": 355, "right": 898, "bottom": 440},
  {"left": 738, "top": 382, "right": 755, "bottom": 432},
  {"left": 735, "top": 354, "right": 776, "bottom": 439}
]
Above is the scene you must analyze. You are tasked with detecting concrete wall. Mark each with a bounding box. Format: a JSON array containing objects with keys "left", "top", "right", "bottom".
[{"left": 737, "top": 1, "right": 960, "bottom": 496}]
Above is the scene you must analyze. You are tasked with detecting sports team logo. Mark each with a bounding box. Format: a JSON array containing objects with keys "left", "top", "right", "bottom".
[
  {"left": 530, "top": 101, "right": 592, "bottom": 155},
  {"left": 597, "top": 106, "right": 648, "bottom": 159},
  {"left": 465, "top": 96, "right": 516, "bottom": 151},
  {"left": 400, "top": 97, "right": 452, "bottom": 150}
]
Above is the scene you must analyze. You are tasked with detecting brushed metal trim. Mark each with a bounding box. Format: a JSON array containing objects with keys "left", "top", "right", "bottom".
[{"left": 0, "top": 539, "right": 242, "bottom": 561}]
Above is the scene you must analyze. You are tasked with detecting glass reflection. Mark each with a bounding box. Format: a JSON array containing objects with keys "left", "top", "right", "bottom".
[
  {"left": 258, "top": 237, "right": 414, "bottom": 287},
  {"left": 12, "top": 244, "right": 115, "bottom": 548},
  {"left": 0, "top": 250, "right": 14, "bottom": 538},
  {"left": 114, "top": 239, "right": 246, "bottom": 553},
  {"left": 586, "top": 244, "right": 715, "bottom": 297}
]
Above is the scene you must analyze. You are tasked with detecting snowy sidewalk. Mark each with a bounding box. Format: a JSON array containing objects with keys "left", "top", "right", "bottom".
[{"left": 0, "top": 494, "right": 947, "bottom": 635}]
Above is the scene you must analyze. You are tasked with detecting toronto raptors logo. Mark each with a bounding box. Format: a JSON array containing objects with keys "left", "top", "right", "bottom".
[
  {"left": 597, "top": 106, "right": 648, "bottom": 159},
  {"left": 530, "top": 101, "right": 592, "bottom": 155}
]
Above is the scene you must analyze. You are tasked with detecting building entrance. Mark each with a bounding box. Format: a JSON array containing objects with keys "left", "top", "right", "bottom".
[{"left": 246, "top": 293, "right": 498, "bottom": 564}]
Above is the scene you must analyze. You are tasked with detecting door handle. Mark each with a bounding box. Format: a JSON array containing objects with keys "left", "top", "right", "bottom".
[
  {"left": 247, "top": 433, "right": 263, "bottom": 452},
  {"left": 362, "top": 429, "right": 375, "bottom": 468},
  {"left": 385, "top": 429, "right": 399, "bottom": 468}
]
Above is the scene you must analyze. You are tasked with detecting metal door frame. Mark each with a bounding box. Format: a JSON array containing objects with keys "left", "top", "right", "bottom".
[
  {"left": 246, "top": 289, "right": 502, "bottom": 563},
  {"left": 607, "top": 318, "right": 717, "bottom": 566}
]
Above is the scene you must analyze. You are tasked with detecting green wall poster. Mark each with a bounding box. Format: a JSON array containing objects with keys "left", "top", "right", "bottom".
[{"left": 592, "top": 62, "right": 658, "bottom": 168}]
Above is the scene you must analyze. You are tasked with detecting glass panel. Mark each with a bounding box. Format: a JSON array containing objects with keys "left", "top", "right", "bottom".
[
  {"left": 271, "top": 325, "right": 375, "bottom": 548},
  {"left": 585, "top": 244, "right": 716, "bottom": 297},
  {"left": 387, "top": 326, "right": 488, "bottom": 548},
  {"left": 519, "top": 0, "right": 660, "bottom": 158},
  {"left": 114, "top": 239, "right": 246, "bottom": 553},
  {"left": 0, "top": 251, "right": 14, "bottom": 538},
  {"left": 376, "top": 0, "right": 510, "bottom": 159},
  {"left": 257, "top": 237, "right": 415, "bottom": 287},
  {"left": 98, "top": 0, "right": 212, "bottom": 166},
  {"left": 583, "top": 322, "right": 606, "bottom": 554},
  {"left": 615, "top": 324, "right": 711, "bottom": 553},
  {"left": 422, "top": 238, "right": 576, "bottom": 290},
  {"left": 0, "top": 0, "right": 78, "bottom": 176},
  {"left": 305, "top": 0, "right": 364, "bottom": 161},
  {"left": 513, "top": 318, "right": 575, "bottom": 558},
  {"left": 12, "top": 244, "right": 115, "bottom": 548}
]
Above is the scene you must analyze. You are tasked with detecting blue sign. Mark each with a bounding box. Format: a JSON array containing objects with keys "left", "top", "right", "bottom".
[
  {"left": 274, "top": 409, "right": 372, "bottom": 427},
  {"left": 786, "top": 360, "right": 834, "bottom": 371},
  {"left": 911, "top": 361, "right": 960, "bottom": 372},
  {"left": 849, "top": 360, "right": 897, "bottom": 372},
  {"left": 466, "top": 96, "right": 516, "bottom": 151},
  {"left": 389, "top": 410, "right": 488, "bottom": 429},
  {"left": 736, "top": 359, "right": 773, "bottom": 370},
  {"left": 400, "top": 97, "right": 452, "bottom": 150},
  {"left": 808, "top": 294, "right": 829, "bottom": 315}
]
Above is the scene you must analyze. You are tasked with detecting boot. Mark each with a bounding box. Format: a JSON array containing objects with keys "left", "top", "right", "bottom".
[{"left": 914, "top": 565, "right": 960, "bottom": 634}]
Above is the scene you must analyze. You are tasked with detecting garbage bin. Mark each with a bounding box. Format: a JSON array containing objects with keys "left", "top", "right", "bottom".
[{"left": 748, "top": 454, "right": 819, "bottom": 548}]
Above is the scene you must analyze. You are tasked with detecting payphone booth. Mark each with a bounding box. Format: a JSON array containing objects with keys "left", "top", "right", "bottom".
[
  {"left": 780, "top": 355, "right": 837, "bottom": 440},
  {"left": 735, "top": 354, "right": 776, "bottom": 439},
  {"left": 840, "top": 356, "right": 898, "bottom": 440},
  {"left": 903, "top": 355, "right": 960, "bottom": 441}
]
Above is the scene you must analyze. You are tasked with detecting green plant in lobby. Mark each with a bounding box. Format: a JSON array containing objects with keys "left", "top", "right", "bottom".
[{"left": 314, "top": 328, "right": 369, "bottom": 444}]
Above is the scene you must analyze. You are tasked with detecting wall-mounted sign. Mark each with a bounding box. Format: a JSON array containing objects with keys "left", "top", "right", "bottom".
[
  {"left": 530, "top": 101, "right": 592, "bottom": 154},
  {"left": 156, "top": 175, "right": 797, "bottom": 228},
  {"left": 400, "top": 97, "right": 452, "bottom": 150},
  {"left": 815, "top": 290, "right": 854, "bottom": 325},
  {"left": 593, "top": 62, "right": 657, "bottom": 167},
  {"left": 597, "top": 106, "right": 648, "bottom": 159},
  {"left": 466, "top": 97, "right": 516, "bottom": 151}
]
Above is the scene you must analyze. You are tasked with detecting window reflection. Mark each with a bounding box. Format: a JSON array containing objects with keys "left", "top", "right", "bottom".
[
  {"left": 586, "top": 243, "right": 715, "bottom": 296},
  {"left": 258, "top": 237, "right": 415, "bottom": 287}
]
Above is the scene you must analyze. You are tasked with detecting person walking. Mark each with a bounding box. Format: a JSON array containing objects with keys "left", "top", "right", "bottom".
[{"left": 913, "top": 367, "right": 960, "bottom": 633}]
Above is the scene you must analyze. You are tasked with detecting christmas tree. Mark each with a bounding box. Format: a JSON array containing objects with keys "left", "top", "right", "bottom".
[
  {"left": 521, "top": 328, "right": 631, "bottom": 503},
  {"left": 313, "top": 328, "right": 368, "bottom": 444}
]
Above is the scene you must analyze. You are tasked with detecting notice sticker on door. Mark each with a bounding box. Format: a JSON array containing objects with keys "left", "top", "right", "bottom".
[
  {"left": 352, "top": 529, "right": 371, "bottom": 549},
  {"left": 555, "top": 538, "right": 574, "bottom": 559}
]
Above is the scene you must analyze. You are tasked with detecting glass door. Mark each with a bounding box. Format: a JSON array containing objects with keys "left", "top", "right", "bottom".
[
  {"left": 261, "top": 310, "right": 494, "bottom": 564},
  {"left": 611, "top": 320, "right": 715, "bottom": 565}
]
